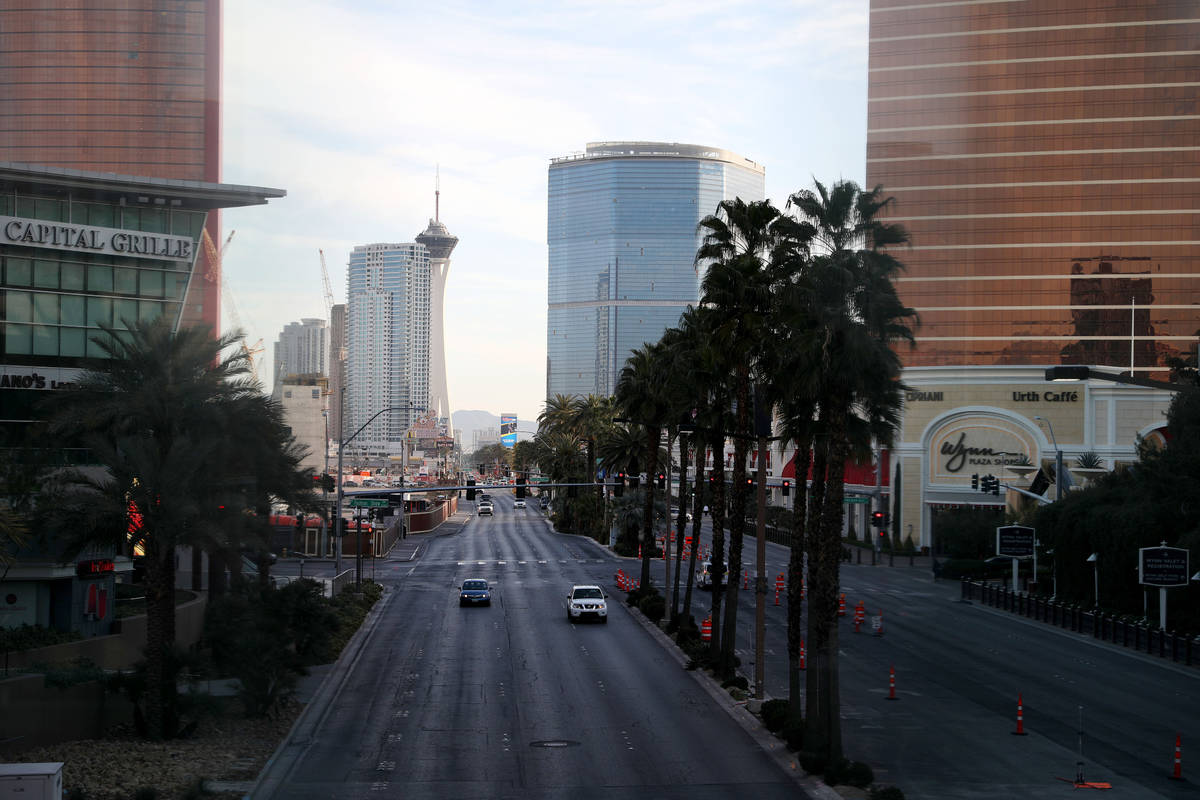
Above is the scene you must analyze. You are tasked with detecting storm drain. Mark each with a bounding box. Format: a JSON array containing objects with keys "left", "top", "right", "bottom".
[{"left": 529, "top": 740, "right": 580, "bottom": 748}]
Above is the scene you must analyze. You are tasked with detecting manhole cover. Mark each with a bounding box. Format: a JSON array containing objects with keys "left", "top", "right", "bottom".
[{"left": 530, "top": 740, "right": 580, "bottom": 748}]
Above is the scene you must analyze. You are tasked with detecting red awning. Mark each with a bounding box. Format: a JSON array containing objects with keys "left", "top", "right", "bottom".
[{"left": 781, "top": 450, "right": 890, "bottom": 487}]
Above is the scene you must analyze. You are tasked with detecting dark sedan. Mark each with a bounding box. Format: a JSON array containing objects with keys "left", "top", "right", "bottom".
[{"left": 459, "top": 578, "right": 492, "bottom": 606}]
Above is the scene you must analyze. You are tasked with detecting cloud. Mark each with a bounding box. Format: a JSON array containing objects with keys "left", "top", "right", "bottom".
[{"left": 219, "top": 0, "right": 871, "bottom": 420}]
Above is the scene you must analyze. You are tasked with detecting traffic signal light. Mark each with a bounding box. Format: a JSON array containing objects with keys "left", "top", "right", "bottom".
[
  {"left": 980, "top": 474, "right": 1000, "bottom": 496},
  {"left": 478, "top": 464, "right": 485, "bottom": 475},
  {"left": 615, "top": 471, "right": 625, "bottom": 497},
  {"left": 466, "top": 479, "right": 476, "bottom": 500},
  {"left": 568, "top": 484, "right": 578, "bottom": 497},
  {"left": 324, "top": 474, "right": 335, "bottom": 492},
  {"left": 871, "top": 510, "right": 886, "bottom": 528},
  {"left": 781, "top": 479, "right": 791, "bottom": 497},
  {"left": 971, "top": 473, "right": 979, "bottom": 491},
  {"left": 516, "top": 477, "right": 527, "bottom": 498},
  {"left": 295, "top": 513, "right": 305, "bottom": 531},
  {"left": 657, "top": 472, "right": 666, "bottom": 489},
  {"left": 335, "top": 517, "right": 345, "bottom": 537}
]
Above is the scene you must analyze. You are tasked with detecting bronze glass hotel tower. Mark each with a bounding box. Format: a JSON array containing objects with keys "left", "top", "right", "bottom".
[
  {"left": 867, "top": 1, "right": 1198, "bottom": 549},
  {"left": 0, "top": 0, "right": 225, "bottom": 332},
  {"left": 867, "top": 0, "right": 1199, "bottom": 376}
]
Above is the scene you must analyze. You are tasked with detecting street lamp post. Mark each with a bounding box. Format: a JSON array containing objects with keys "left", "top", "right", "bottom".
[
  {"left": 1033, "top": 415, "right": 1064, "bottom": 503},
  {"left": 335, "top": 397, "right": 409, "bottom": 581},
  {"left": 1087, "top": 552, "right": 1099, "bottom": 608}
]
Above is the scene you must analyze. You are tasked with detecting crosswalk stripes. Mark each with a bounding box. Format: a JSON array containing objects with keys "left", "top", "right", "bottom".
[{"left": 452, "top": 559, "right": 609, "bottom": 567}]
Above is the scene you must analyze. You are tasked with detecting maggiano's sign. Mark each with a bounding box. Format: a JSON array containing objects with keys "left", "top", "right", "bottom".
[{"left": 1, "top": 215, "right": 194, "bottom": 262}]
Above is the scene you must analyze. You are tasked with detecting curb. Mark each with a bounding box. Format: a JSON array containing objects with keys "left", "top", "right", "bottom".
[
  {"left": 622, "top": 597, "right": 841, "bottom": 800},
  {"left": 246, "top": 584, "right": 396, "bottom": 799}
]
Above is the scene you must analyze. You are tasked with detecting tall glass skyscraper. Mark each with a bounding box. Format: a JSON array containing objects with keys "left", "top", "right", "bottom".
[
  {"left": 345, "top": 243, "right": 430, "bottom": 454},
  {"left": 546, "top": 141, "right": 765, "bottom": 399}
]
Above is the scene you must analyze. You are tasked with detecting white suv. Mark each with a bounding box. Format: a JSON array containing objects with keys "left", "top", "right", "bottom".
[{"left": 566, "top": 585, "right": 608, "bottom": 623}]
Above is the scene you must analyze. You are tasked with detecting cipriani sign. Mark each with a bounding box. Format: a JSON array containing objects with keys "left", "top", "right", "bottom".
[{"left": 1, "top": 215, "right": 195, "bottom": 262}]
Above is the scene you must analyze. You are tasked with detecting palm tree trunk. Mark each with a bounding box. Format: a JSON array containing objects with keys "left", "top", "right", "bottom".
[
  {"left": 671, "top": 432, "right": 688, "bottom": 620},
  {"left": 787, "top": 440, "right": 812, "bottom": 718},
  {"left": 820, "top": 425, "right": 848, "bottom": 764},
  {"left": 639, "top": 426, "right": 659, "bottom": 589},
  {"left": 683, "top": 436, "right": 704, "bottom": 623},
  {"left": 720, "top": 372, "right": 751, "bottom": 678},
  {"left": 708, "top": 433, "right": 727, "bottom": 657},
  {"left": 804, "top": 439, "right": 829, "bottom": 752},
  {"left": 805, "top": 404, "right": 848, "bottom": 764},
  {"left": 589, "top": 439, "right": 603, "bottom": 540},
  {"left": 143, "top": 532, "right": 178, "bottom": 740}
]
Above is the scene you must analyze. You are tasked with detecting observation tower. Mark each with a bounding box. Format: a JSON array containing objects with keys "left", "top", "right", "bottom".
[{"left": 415, "top": 178, "right": 458, "bottom": 434}]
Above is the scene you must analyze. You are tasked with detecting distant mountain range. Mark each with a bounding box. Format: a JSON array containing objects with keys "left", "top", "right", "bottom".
[{"left": 452, "top": 410, "right": 535, "bottom": 451}]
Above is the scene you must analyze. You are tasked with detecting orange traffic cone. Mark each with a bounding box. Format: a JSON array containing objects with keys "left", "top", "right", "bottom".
[
  {"left": 701, "top": 615, "right": 712, "bottom": 642},
  {"left": 799, "top": 639, "right": 806, "bottom": 670},
  {"left": 838, "top": 593, "right": 846, "bottom": 616},
  {"left": 1172, "top": 733, "right": 1183, "bottom": 780},
  {"left": 887, "top": 665, "right": 898, "bottom": 700},
  {"left": 1013, "top": 693, "right": 1028, "bottom": 735}
]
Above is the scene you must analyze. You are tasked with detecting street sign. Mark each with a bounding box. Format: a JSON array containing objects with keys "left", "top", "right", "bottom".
[
  {"left": 845, "top": 497, "right": 870, "bottom": 505},
  {"left": 1139, "top": 546, "right": 1189, "bottom": 587},
  {"left": 349, "top": 498, "right": 389, "bottom": 508},
  {"left": 996, "top": 525, "right": 1035, "bottom": 557}
]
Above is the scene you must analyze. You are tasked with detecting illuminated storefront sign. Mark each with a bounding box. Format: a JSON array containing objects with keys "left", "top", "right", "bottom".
[{"left": 1, "top": 215, "right": 194, "bottom": 261}]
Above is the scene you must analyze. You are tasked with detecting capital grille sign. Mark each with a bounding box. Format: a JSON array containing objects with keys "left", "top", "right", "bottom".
[{"left": 2, "top": 215, "right": 195, "bottom": 262}]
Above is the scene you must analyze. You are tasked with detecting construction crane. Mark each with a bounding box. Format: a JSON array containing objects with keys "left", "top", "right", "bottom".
[
  {"left": 319, "top": 249, "right": 335, "bottom": 320},
  {"left": 201, "top": 228, "right": 265, "bottom": 382}
]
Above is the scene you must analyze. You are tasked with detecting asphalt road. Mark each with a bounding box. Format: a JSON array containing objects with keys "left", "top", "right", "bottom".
[
  {"left": 675, "top": 519, "right": 1200, "bottom": 799},
  {"left": 258, "top": 495, "right": 811, "bottom": 800}
]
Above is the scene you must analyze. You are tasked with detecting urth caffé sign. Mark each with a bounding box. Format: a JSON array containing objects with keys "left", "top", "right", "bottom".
[
  {"left": 929, "top": 415, "right": 1039, "bottom": 485},
  {"left": 2, "top": 215, "right": 194, "bottom": 262}
]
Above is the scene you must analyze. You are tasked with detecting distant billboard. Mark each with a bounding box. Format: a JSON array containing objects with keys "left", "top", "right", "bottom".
[{"left": 500, "top": 413, "right": 517, "bottom": 448}]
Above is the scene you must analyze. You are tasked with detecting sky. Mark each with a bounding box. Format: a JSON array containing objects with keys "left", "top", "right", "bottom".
[{"left": 220, "top": 0, "right": 870, "bottom": 423}]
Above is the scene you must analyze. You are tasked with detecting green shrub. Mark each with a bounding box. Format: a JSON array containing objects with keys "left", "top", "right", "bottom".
[
  {"left": 626, "top": 585, "right": 656, "bottom": 607},
  {"left": 721, "top": 674, "right": 748, "bottom": 691},
  {"left": 26, "top": 657, "right": 105, "bottom": 688},
  {"left": 674, "top": 616, "right": 698, "bottom": 648},
  {"left": 638, "top": 592, "right": 665, "bottom": 623},
  {"left": 781, "top": 719, "right": 804, "bottom": 751},
  {"left": 798, "top": 750, "right": 827, "bottom": 775},
  {"left": 0, "top": 623, "right": 81, "bottom": 653},
  {"left": 760, "top": 699, "right": 790, "bottom": 733},
  {"left": 870, "top": 786, "right": 905, "bottom": 800},
  {"left": 204, "top": 579, "right": 381, "bottom": 718},
  {"left": 824, "top": 759, "right": 874, "bottom": 788},
  {"left": 728, "top": 687, "right": 747, "bottom": 701}
]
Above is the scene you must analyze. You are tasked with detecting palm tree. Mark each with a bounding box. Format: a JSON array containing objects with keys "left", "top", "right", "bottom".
[
  {"left": 44, "top": 317, "right": 305, "bottom": 740},
  {"left": 674, "top": 305, "right": 736, "bottom": 656},
  {"left": 615, "top": 342, "right": 672, "bottom": 588},
  {"left": 786, "top": 179, "right": 917, "bottom": 762},
  {"left": 697, "top": 197, "right": 787, "bottom": 678},
  {"left": 572, "top": 394, "right": 616, "bottom": 538}
]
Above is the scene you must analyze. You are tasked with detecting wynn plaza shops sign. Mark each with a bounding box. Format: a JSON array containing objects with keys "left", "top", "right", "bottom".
[
  {"left": 1, "top": 215, "right": 194, "bottom": 261},
  {"left": 929, "top": 416, "right": 1039, "bottom": 485}
]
